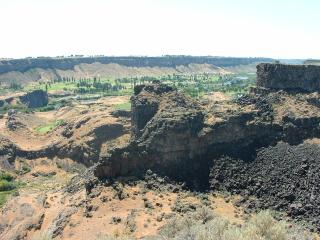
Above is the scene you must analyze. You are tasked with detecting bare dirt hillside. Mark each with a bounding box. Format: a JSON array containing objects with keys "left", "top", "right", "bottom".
[
  {"left": 0, "top": 93, "right": 253, "bottom": 240},
  {"left": 0, "top": 95, "right": 131, "bottom": 172},
  {"left": 0, "top": 63, "right": 231, "bottom": 85},
  {"left": 0, "top": 168, "right": 246, "bottom": 240}
]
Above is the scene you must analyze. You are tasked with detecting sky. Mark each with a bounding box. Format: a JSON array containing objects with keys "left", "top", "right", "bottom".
[{"left": 0, "top": 0, "right": 319, "bottom": 59}]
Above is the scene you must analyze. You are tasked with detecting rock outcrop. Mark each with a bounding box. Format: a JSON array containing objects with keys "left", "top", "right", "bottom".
[
  {"left": 93, "top": 82, "right": 320, "bottom": 188},
  {"left": 210, "top": 141, "right": 320, "bottom": 231},
  {"left": 94, "top": 84, "right": 208, "bottom": 185},
  {"left": 92, "top": 77, "right": 320, "bottom": 228},
  {"left": 257, "top": 63, "right": 320, "bottom": 92},
  {"left": 6, "top": 109, "right": 26, "bottom": 131},
  {"left": 19, "top": 90, "right": 48, "bottom": 108}
]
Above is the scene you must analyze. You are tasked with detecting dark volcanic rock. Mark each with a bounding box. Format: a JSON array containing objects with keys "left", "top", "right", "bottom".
[
  {"left": 210, "top": 142, "right": 320, "bottom": 230},
  {"left": 19, "top": 90, "right": 48, "bottom": 108},
  {"left": 6, "top": 110, "right": 26, "bottom": 131},
  {"left": 93, "top": 82, "right": 320, "bottom": 189},
  {"left": 131, "top": 84, "right": 175, "bottom": 138},
  {"left": 257, "top": 63, "right": 320, "bottom": 92},
  {"left": 95, "top": 85, "right": 207, "bottom": 185},
  {"left": 111, "top": 110, "right": 131, "bottom": 118}
]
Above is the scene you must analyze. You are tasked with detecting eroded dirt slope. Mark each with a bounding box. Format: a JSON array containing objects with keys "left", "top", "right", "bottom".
[{"left": 0, "top": 96, "right": 131, "bottom": 168}]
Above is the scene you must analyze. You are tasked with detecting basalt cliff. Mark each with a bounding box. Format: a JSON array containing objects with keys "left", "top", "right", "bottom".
[
  {"left": 94, "top": 64, "right": 320, "bottom": 183},
  {"left": 93, "top": 63, "right": 320, "bottom": 228}
]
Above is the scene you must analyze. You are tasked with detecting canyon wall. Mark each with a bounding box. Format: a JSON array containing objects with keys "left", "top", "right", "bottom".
[
  {"left": 257, "top": 63, "right": 320, "bottom": 92},
  {"left": 0, "top": 56, "right": 272, "bottom": 74}
]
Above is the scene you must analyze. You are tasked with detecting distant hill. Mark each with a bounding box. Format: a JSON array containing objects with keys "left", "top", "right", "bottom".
[
  {"left": 0, "top": 56, "right": 273, "bottom": 85},
  {"left": 304, "top": 59, "right": 320, "bottom": 65}
]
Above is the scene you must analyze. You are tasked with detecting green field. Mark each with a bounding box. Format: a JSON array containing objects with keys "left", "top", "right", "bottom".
[{"left": 0, "top": 72, "right": 257, "bottom": 116}]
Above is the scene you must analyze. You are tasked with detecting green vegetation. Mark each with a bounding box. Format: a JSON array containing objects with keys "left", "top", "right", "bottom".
[
  {"left": 21, "top": 165, "right": 31, "bottom": 174},
  {"left": 0, "top": 171, "right": 14, "bottom": 182},
  {"left": 25, "top": 77, "right": 132, "bottom": 96},
  {"left": 0, "top": 190, "right": 16, "bottom": 208},
  {"left": 38, "top": 105, "right": 55, "bottom": 112},
  {"left": 0, "top": 171, "right": 18, "bottom": 208},
  {"left": 9, "top": 81, "right": 23, "bottom": 90},
  {"left": 0, "top": 102, "right": 30, "bottom": 115},
  {"left": 20, "top": 72, "right": 256, "bottom": 99},
  {"left": 0, "top": 180, "right": 16, "bottom": 191},
  {"left": 113, "top": 102, "right": 131, "bottom": 111},
  {"left": 35, "top": 119, "right": 65, "bottom": 134},
  {"left": 166, "top": 73, "right": 256, "bottom": 99},
  {"left": 0, "top": 71, "right": 257, "bottom": 116}
]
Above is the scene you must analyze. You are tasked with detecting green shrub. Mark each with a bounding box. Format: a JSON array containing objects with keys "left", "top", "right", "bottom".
[
  {"left": 0, "top": 171, "right": 18, "bottom": 208},
  {"left": 0, "top": 171, "right": 14, "bottom": 182},
  {"left": 0, "top": 180, "right": 16, "bottom": 191},
  {"left": 21, "top": 165, "right": 31, "bottom": 174}
]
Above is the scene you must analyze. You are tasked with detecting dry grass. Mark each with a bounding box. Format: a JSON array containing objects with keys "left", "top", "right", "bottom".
[
  {"left": 31, "top": 232, "right": 53, "bottom": 240},
  {"left": 30, "top": 210, "right": 314, "bottom": 240},
  {"left": 159, "top": 209, "right": 314, "bottom": 240}
]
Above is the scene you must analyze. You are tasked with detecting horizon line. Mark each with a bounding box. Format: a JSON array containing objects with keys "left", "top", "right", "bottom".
[{"left": 1, "top": 54, "right": 317, "bottom": 61}]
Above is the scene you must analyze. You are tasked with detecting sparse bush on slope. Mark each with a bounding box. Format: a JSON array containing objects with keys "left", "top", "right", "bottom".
[
  {"left": 159, "top": 209, "right": 313, "bottom": 240},
  {"left": 0, "top": 171, "right": 16, "bottom": 192},
  {"left": 0, "top": 171, "right": 14, "bottom": 182},
  {"left": 31, "top": 209, "right": 313, "bottom": 240},
  {"left": 0, "top": 180, "right": 16, "bottom": 191}
]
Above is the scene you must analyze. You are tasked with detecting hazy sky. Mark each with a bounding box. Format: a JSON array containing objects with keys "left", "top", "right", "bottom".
[{"left": 0, "top": 0, "right": 319, "bottom": 59}]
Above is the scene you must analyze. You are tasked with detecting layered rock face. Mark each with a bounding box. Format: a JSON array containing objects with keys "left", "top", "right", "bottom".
[
  {"left": 93, "top": 82, "right": 320, "bottom": 187},
  {"left": 19, "top": 90, "right": 48, "bottom": 108},
  {"left": 257, "top": 63, "right": 320, "bottom": 92}
]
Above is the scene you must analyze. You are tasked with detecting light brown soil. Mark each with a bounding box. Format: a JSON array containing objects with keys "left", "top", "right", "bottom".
[
  {"left": 0, "top": 96, "right": 130, "bottom": 152},
  {"left": 273, "top": 94, "right": 320, "bottom": 124},
  {"left": 304, "top": 138, "right": 320, "bottom": 145},
  {"left": 0, "top": 161, "right": 246, "bottom": 240},
  {"left": 203, "top": 91, "right": 231, "bottom": 102}
]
